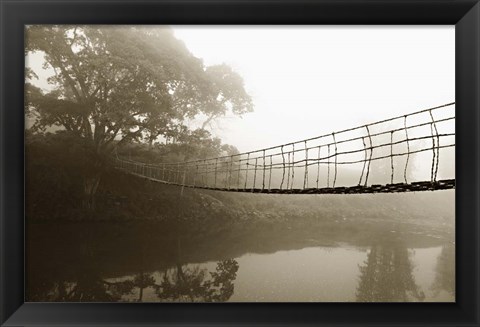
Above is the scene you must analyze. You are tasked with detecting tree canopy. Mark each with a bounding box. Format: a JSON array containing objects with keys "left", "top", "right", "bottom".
[{"left": 25, "top": 25, "right": 253, "bottom": 157}]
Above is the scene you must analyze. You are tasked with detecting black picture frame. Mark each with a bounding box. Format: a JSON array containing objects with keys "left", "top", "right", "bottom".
[{"left": 1, "top": 0, "right": 479, "bottom": 326}]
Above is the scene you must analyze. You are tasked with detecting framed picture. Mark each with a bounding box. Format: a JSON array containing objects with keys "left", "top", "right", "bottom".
[{"left": 1, "top": 0, "right": 479, "bottom": 326}]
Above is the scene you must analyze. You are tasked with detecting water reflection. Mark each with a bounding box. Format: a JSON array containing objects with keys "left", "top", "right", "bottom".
[
  {"left": 431, "top": 243, "right": 455, "bottom": 297},
  {"left": 154, "top": 259, "right": 239, "bottom": 302},
  {"left": 56, "top": 273, "right": 136, "bottom": 302},
  {"left": 29, "top": 259, "right": 239, "bottom": 302},
  {"left": 26, "top": 222, "right": 454, "bottom": 302},
  {"left": 356, "top": 240, "right": 425, "bottom": 302}
]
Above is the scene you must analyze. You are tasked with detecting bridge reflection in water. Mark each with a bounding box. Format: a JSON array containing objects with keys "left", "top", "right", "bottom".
[{"left": 114, "top": 103, "right": 455, "bottom": 194}]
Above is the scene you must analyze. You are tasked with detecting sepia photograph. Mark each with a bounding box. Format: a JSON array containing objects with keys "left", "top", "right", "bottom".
[{"left": 24, "top": 25, "right": 455, "bottom": 303}]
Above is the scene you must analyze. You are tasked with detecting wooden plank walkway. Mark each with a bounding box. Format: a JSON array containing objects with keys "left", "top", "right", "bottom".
[{"left": 119, "top": 169, "right": 455, "bottom": 194}]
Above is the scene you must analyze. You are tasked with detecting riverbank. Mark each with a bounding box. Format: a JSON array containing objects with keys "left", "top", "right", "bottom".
[{"left": 27, "top": 168, "right": 455, "bottom": 228}]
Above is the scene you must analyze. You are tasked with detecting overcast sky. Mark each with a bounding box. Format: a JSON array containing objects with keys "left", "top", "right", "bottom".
[
  {"left": 173, "top": 26, "right": 454, "bottom": 153},
  {"left": 27, "top": 26, "right": 455, "bottom": 154}
]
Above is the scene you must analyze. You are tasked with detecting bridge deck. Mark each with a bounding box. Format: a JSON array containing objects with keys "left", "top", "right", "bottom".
[
  {"left": 120, "top": 170, "right": 454, "bottom": 194},
  {"left": 114, "top": 103, "right": 455, "bottom": 194}
]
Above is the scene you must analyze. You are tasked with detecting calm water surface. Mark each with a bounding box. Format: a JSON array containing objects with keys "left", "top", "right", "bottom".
[{"left": 27, "top": 221, "right": 455, "bottom": 302}]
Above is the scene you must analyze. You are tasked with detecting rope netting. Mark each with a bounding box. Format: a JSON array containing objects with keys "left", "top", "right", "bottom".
[{"left": 114, "top": 103, "right": 456, "bottom": 194}]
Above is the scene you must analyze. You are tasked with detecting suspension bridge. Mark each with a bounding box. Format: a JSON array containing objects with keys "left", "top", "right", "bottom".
[{"left": 114, "top": 103, "right": 455, "bottom": 195}]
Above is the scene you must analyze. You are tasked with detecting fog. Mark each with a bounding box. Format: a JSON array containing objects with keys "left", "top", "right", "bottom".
[
  {"left": 25, "top": 25, "right": 455, "bottom": 303},
  {"left": 172, "top": 26, "right": 455, "bottom": 152},
  {"left": 26, "top": 26, "right": 455, "bottom": 153}
]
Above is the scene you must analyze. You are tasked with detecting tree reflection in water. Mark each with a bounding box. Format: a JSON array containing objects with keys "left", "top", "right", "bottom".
[
  {"left": 133, "top": 272, "right": 156, "bottom": 302},
  {"left": 356, "top": 240, "right": 425, "bottom": 302},
  {"left": 30, "top": 260, "right": 138, "bottom": 302},
  {"left": 27, "top": 221, "right": 453, "bottom": 302},
  {"left": 431, "top": 243, "right": 455, "bottom": 297},
  {"left": 27, "top": 227, "right": 240, "bottom": 302},
  {"left": 31, "top": 259, "right": 239, "bottom": 302},
  {"left": 64, "top": 275, "right": 136, "bottom": 302},
  {"left": 154, "top": 259, "right": 239, "bottom": 302},
  {"left": 152, "top": 232, "right": 240, "bottom": 302}
]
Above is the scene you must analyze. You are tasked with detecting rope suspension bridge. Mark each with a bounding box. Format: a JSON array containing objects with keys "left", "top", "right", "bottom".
[{"left": 114, "top": 103, "right": 455, "bottom": 195}]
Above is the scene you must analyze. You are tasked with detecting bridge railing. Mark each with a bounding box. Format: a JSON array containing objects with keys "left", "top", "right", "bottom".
[{"left": 114, "top": 103, "right": 455, "bottom": 194}]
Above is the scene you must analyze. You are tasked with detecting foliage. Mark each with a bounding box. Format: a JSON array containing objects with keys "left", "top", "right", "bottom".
[
  {"left": 118, "top": 128, "right": 239, "bottom": 164},
  {"left": 25, "top": 131, "right": 87, "bottom": 219},
  {"left": 25, "top": 25, "right": 252, "bottom": 209},
  {"left": 25, "top": 25, "right": 252, "bottom": 154}
]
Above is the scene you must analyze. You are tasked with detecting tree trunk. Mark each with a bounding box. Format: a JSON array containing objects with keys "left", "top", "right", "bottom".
[
  {"left": 83, "top": 170, "right": 102, "bottom": 210},
  {"left": 83, "top": 175, "right": 100, "bottom": 210},
  {"left": 201, "top": 113, "right": 218, "bottom": 130},
  {"left": 138, "top": 286, "right": 144, "bottom": 302}
]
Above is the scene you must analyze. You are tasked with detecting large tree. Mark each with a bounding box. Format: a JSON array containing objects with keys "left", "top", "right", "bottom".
[{"left": 25, "top": 25, "right": 253, "bottom": 209}]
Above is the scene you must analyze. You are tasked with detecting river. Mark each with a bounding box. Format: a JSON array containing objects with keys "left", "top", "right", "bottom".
[{"left": 26, "top": 217, "right": 454, "bottom": 302}]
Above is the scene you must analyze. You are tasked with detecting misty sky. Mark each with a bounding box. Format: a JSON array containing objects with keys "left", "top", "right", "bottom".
[
  {"left": 27, "top": 26, "right": 455, "bottom": 154},
  {"left": 173, "top": 26, "right": 454, "bottom": 152}
]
